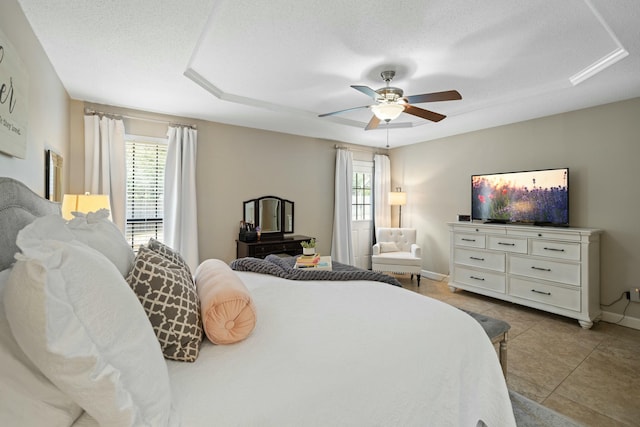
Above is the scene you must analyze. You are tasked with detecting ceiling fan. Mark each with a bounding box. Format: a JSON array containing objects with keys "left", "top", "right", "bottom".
[{"left": 319, "top": 70, "right": 462, "bottom": 130}]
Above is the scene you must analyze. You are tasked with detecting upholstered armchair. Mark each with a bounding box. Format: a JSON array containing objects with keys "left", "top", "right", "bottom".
[{"left": 371, "top": 228, "right": 422, "bottom": 285}]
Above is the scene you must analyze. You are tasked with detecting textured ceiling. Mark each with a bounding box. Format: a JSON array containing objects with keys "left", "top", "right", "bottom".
[{"left": 17, "top": 0, "right": 640, "bottom": 148}]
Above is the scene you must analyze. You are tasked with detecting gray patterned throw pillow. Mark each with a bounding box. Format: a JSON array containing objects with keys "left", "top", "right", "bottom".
[
  {"left": 148, "top": 238, "right": 191, "bottom": 276},
  {"left": 126, "top": 246, "right": 202, "bottom": 362}
]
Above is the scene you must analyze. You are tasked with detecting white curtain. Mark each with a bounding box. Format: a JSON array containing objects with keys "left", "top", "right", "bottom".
[
  {"left": 165, "top": 126, "right": 199, "bottom": 272},
  {"left": 374, "top": 154, "right": 391, "bottom": 229},
  {"left": 84, "top": 115, "right": 126, "bottom": 231},
  {"left": 331, "top": 149, "right": 354, "bottom": 265}
]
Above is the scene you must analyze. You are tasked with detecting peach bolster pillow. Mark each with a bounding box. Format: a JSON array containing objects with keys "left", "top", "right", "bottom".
[{"left": 194, "top": 259, "right": 257, "bottom": 344}]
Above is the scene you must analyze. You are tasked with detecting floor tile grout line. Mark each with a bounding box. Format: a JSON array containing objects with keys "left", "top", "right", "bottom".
[{"left": 541, "top": 345, "right": 596, "bottom": 406}]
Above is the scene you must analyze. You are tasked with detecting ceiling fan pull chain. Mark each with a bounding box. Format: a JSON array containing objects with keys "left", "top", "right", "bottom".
[{"left": 386, "top": 126, "right": 390, "bottom": 148}]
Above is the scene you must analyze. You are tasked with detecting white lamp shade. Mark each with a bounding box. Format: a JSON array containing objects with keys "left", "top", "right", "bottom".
[
  {"left": 61, "top": 194, "right": 111, "bottom": 220},
  {"left": 388, "top": 191, "right": 407, "bottom": 206},
  {"left": 371, "top": 103, "right": 405, "bottom": 121}
]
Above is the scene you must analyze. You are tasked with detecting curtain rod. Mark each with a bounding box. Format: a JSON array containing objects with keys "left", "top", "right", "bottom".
[
  {"left": 84, "top": 108, "right": 197, "bottom": 129},
  {"left": 334, "top": 144, "right": 388, "bottom": 155}
]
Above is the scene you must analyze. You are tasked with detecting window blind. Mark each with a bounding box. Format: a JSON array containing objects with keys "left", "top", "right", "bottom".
[{"left": 125, "top": 138, "right": 167, "bottom": 251}]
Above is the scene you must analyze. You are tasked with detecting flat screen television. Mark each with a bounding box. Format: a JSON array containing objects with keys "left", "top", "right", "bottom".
[{"left": 471, "top": 168, "right": 569, "bottom": 226}]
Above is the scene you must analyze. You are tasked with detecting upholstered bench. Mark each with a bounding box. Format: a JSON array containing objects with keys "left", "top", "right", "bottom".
[{"left": 461, "top": 310, "right": 511, "bottom": 377}]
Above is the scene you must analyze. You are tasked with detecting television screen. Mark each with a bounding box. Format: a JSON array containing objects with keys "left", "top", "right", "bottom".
[{"left": 471, "top": 168, "right": 569, "bottom": 226}]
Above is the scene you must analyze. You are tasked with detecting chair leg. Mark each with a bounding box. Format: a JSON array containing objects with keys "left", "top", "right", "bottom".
[
  {"left": 408, "top": 274, "right": 421, "bottom": 286},
  {"left": 498, "top": 332, "right": 508, "bottom": 378}
]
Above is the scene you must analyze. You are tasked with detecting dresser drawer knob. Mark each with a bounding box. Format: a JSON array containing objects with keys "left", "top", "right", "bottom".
[
  {"left": 531, "top": 266, "right": 552, "bottom": 272},
  {"left": 498, "top": 242, "right": 515, "bottom": 246},
  {"left": 469, "top": 275, "right": 485, "bottom": 281},
  {"left": 461, "top": 238, "right": 476, "bottom": 242},
  {"left": 470, "top": 256, "right": 485, "bottom": 261},
  {"left": 531, "top": 289, "right": 552, "bottom": 296},
  {"left": 544, "top": 247, "right": 565, "bottom": 252}
]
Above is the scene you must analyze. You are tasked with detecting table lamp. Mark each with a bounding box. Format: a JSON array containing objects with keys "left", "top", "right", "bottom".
[{"left": 61, "top": 193, "right": 112, "bottom": 220}]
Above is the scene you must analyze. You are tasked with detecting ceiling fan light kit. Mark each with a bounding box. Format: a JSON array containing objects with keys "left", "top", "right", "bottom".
[
  {"left": 319, "top": 70, "right": 462, "bottom": 130},
  {"left": 371, "top": 103, "right": 405, "bottom": 121}
]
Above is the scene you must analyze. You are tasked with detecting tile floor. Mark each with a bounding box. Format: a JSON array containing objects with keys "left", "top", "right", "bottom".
[{"left": 397, "top": 275, "right": 640, "bottom": 427}]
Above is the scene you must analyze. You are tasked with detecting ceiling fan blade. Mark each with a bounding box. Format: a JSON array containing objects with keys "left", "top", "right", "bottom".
[
  {"left": 351, "top": 85, "right": 381, "bottom": 100},
  {"left": 364, "top": 115, "right": 380, "bottom": 131},
  {"left": 404, "top": 105, "right": 446, "bottom": 122},
  {"left": 318, "top": 105, "right": 370, "bottom": 117},
  {"left": 404, "top": 90, "right": 462, "bottom": 104}
]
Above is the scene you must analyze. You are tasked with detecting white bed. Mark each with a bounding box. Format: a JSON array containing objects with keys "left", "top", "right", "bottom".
[{"left": 0, "top": 177, "right": 515, "bottom": 426}]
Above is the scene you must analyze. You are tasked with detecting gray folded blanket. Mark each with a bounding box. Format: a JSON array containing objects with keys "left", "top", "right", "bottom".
[{"left": 230, "top": 255, "right": 401, "bottom": 287}]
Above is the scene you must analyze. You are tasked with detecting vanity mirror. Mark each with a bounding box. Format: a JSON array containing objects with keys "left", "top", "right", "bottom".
[{"left": 243, "top": 196, "right": 294, "bottom": 238}]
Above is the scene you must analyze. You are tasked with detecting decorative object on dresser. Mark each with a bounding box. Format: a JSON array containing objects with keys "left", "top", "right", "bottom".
[
  {"left": 300, "top": 238, "right": 316, "bottom": 255},
  {"left": 238, "top": 221, "right": 257, "bottom": 242},
  {"left": 372, "top": 227, "right": 422, "bottom": 286},
  {"left": 236, "top": 235, "right": 314, "bottom": 259},
  {"left": 448, "top": 222, "right": 601, "bottom": 329}
]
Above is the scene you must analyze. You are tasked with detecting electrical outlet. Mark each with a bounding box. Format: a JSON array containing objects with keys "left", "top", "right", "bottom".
[{"left": 630, "top": 288, "right": 640, "bottom": 302}]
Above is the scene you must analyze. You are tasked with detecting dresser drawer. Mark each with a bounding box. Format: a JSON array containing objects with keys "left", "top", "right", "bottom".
[
  {"left": 530, "top": 240, "right": 580, "bottom": 261},
  {"left": 487, "top": 235, "right": 527, "bottom": 253},
  {"left": 509, "top": 255, "right": 580, "bottom": 286},
  {"left": 454, "top": 266, "right": 506, "bottom": 293},
  {"left": 254, "top": 243, "right": 288, "bottom": 256},
  {"left": 507, "top": 228, "right": 581, "bottom": 241},
  {"left": 509, "top": 277, "right": 581, "bottom": 312},
  {"left": 453, "top": 225, "right": 505, "bottom": 235},
  {"left": 454, "top": 248, "right": 505, "bottom": 272},
  {"left": 454, "top": 233, "right": 486, "bottom": 249}
]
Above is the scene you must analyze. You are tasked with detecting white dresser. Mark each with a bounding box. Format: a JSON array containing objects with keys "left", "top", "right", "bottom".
[{"left": 448, "top": 222, "right": 601, "bottom": 329}]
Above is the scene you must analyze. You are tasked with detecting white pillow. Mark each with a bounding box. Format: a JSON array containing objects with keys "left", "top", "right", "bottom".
[
  {"left": 379, "top": 241, "right": 400, "bottom": 253},
  {"left": 4, "top": 235, "right": 178, "bottom": 426},
  {"left": 0, "top": 268, "right": 83, "bottom": 426},
  {"left": 67, "top": 210, "right": 135, "bottom": 276},
  {"left": 16, "top": 213, "right": 135, "bottom": 277}
]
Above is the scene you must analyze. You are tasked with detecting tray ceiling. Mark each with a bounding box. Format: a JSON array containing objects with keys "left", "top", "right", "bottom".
[{"left": 17, "top": 0, "right": 640, "bottom": 148}]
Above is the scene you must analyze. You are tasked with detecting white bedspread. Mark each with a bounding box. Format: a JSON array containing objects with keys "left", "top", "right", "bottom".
[{"left": 75, "top": 272, "right": 515, "bottom": 426}]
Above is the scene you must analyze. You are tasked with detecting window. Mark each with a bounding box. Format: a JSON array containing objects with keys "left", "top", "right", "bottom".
[
  {"left": 352, "top": 160, "right": 373, "bottom": 221},
  {"left": 125, "top": 136, "right": 167, "bottom": 251}
]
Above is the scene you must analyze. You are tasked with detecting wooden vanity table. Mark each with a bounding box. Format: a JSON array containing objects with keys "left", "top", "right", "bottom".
[
  {"left": 236, "top": 235, "right": 314, "bottom": 259},
  {"left": 237, "top": 195, "right": 312, "bottom": 258}
]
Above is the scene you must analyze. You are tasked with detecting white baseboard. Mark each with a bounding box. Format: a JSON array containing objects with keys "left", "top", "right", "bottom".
[
  {"left": 420, "top": 269, "right": 448, "bottom": 282},
  {"left": 601, "top": 310, "right": 640, "bottom": 330}
]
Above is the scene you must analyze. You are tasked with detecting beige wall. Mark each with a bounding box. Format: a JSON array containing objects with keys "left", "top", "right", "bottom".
[
  {"left": 389, "top": 97, "right": 640, "bottom": 322},
  {"left": 9, "top": 0, "right": 638, "bottom": 324},
  {"left": 0, "top": 1, "right": 69, "bottom": 194},
  {"left": 69, "top": 101, "right": 381, "bottom": 265}
]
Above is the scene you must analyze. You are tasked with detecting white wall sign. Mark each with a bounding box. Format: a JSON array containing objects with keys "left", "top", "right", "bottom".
[{"left": 0, "top": 27, "right": 28, "bottom": 158}]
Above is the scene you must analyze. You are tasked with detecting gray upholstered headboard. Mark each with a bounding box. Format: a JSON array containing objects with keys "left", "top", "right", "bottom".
[{"left": 0, "top": 177, "right": 61, "bottom": 271}]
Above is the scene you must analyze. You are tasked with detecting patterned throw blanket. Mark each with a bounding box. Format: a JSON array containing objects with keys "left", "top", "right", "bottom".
[{"left": 230, "top": 255, "right": 401, "bottom": 287}]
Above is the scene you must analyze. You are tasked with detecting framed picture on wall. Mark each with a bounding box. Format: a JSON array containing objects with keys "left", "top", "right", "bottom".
[{"left": 45, "top": 149, "right": 63, "bottom": 202}]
